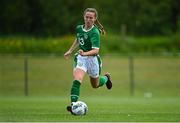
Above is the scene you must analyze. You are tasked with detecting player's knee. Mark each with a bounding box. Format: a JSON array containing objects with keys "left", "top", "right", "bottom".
[{"left": 73, "top": 74, "right": 83, "bottom": 81}]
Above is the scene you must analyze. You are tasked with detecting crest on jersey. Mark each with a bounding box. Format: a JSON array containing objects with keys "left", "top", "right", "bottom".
[
  {"left": 77, "top": 33, "right": 80, "bottom": 37},
  {"left": 84, "top": 34, "right": 88, "bottom": 40}
]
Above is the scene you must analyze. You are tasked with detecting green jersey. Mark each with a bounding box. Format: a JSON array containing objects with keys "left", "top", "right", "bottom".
[{"left": 76, "top": 25, "right": 100, "bottom": 52}]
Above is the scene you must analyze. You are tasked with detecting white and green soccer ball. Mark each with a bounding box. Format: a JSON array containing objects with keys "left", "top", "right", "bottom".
[{"left": 72, "top": 101, "right": 88, "bottom": 115}]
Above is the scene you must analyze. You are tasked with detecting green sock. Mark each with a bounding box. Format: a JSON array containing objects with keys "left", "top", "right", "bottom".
[
  {"left": 71, "top": 80, "right": 81, "bottom": 102},
  {"left": 99, "top": 76, "right": 108, "bottom": 87}
]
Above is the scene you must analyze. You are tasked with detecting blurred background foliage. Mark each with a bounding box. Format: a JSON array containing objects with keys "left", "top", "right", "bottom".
[{"left": 0, "top": 0, "right": 179, "bottom": 54}]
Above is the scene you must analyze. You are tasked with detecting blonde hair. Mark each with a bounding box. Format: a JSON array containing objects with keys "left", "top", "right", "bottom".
[{"left": 84, "top": 8, "right": 106, "bottom": 35}]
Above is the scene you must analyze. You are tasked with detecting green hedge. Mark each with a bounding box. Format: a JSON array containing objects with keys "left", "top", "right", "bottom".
[
  {"left": 0, "top": 36, "right": 74, "bottom": 54},
  {"left": 0, "top": 34, "right": 179, "bottom": 54},
  {"left": 101, "top": 33, "right": 180, "bottom": 54}
]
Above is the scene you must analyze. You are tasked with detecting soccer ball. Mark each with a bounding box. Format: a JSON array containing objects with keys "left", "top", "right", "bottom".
[{"left": 71, "top": 101, "right": 88, "bottom": 115}]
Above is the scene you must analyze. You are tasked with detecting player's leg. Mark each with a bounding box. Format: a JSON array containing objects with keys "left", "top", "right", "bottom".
[
  {"left": 71, "top": 68, "right": 86, "bottom": 102},
  {"left": 67, "top": 68, "right": 86, "bottom": 114},
  {"left": 90, "top": 74, "right": 112, "bottom": 89},
  {"left": 67, "top": 54, "right": 87, "bottom": 114},
  {"left": 89, "top": 77, "right": 99, "bottom": 88},
  {"left": 89, "top": 76, "right": 108, "bottom": 88},
  {"left": 88, "top": 55, "right": 112, "bottom": 89},
  {"left": 70, "top": 54, "right": 87, "bottom": 102}
]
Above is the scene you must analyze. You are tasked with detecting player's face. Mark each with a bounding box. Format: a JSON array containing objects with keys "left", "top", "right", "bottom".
[{"left": 84, "top": 11, "right": 96, "bottom": 28}]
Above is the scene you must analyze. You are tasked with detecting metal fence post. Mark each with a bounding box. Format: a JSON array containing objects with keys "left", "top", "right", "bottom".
[
  {"left": 24, "top": 56, "right": 28, "bottom": 96},
  {"left": 129, "top": 56, "right": 135, "bottom": 96}
]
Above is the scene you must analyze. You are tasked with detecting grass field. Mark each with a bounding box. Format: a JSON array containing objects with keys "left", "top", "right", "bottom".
[
  {"left": 0, "top": 55, "right": 180, "bottom": 121},
  {"left": 0, "top": 96, "right": 180, "bottom": 122},
  {"left": 0, "top": 55, "right": 179, "bottom": 97}
]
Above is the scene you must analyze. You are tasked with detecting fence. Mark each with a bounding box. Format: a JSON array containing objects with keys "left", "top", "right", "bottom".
[{"left": 0, "top": 54, "right": 180, "bottom": 97}]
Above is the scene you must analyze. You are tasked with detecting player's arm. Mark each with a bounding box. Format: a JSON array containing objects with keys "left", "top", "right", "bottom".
[
  {"left": 79, "top": 48, "right": 99, "bottom": 56},
  {"left": 64, "top": 39, "right": 79, "bottom": 59}
]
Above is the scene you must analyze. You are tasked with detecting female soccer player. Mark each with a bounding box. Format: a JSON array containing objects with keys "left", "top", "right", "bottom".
[{"left": 64, "top": 8, "right": 112, "bottom": 114}]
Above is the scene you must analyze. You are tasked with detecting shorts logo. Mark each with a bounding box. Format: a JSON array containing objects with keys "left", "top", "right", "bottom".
[{"left": 77, "top": 62, "right": 83, "bottom": 67}]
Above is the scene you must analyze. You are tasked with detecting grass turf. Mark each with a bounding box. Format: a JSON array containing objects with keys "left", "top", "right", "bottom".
[
  {"left": 0, "top": 56, "right": 180, "bottom": 97},
  {"left": 0, "top": 55, "right": 180, "bottom": 121},
  {"left": 0, "top": 96, "right": 180, "bottom": 122}
]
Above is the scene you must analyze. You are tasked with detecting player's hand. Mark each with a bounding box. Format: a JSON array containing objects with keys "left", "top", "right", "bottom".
[
  {"left": 79, "top": 50, "right": 85, "bottom": 56},
  {"left": 64, "top": 50, "right": 71, "bottom": 59}
]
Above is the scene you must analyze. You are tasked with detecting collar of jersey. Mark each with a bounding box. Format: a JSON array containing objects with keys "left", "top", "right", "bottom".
[{"left": 82, "top": 25, "right": 94, "bottom": 32}]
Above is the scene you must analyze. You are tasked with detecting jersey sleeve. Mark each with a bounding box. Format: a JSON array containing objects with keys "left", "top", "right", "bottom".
[
  {"left": 90, "top": 32, "right": 100, "bottom": 49},
  {"left": 75, "top": 25, "right": 80, "bottom": 34},
  {"left": 75, "top": 25, "right": 81, "bottom": 40}
]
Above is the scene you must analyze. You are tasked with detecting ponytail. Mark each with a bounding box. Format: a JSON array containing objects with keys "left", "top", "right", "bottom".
[{"left": 95, "top": 19, "right": 106, "bottom": 35}]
